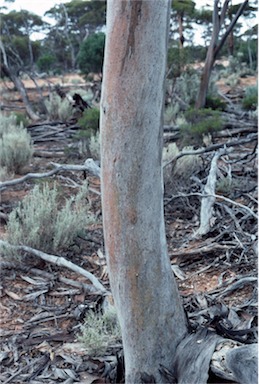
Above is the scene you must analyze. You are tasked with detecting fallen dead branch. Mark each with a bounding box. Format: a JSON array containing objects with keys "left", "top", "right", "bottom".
[
  {"left": 163, "top": 133, "right": 257, "bottom": 168},
  {"left": 196, "top": 148, "right": 229, "bottom": 236},
  {"left": 0, "top": 240, "right": 107, "bottom": 294},
  {"left": 169, "top": 242, "right": 233, "bottom": 258},
  {"left": 170, "top": 192, "right": 257, "bottom": 219},
  {"left": 0, "top": 158, "right": 100, "bottom": 190}
]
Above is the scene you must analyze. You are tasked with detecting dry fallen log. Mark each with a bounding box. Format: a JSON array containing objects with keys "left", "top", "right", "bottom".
[{"left": 0, "top": 240, "right": 107, "bottom": 294}]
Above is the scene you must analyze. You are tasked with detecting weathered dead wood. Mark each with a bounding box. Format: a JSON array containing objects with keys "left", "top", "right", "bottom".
[
  {"left": 2, "top": 355, "right": 49, "bottom": 384},
  {"left": 0, "top": 240, "right": 107, "bottom": 294},
  {"left": 211, "top": 341, "right": 258, "bottom": 383},
  {"left": 0, "top": 158, "right": 100, "bottom": 190},
  {"left": 174, "top": 328, "right": 222, "bottom": 383},
  {"left": 0, "top": 263, "right": 99, "bottom": 294},
  {"left": 33, "top": 150, "right": 65, "bottom": 158},
  {"left": 170, "top": 192, "right": 257, "bottom": 219},
  {"left": 215, "top": 276, "right": 258, "bottom": 298},
  {"left": 196, "top": 148, "right": 228, "bottom": 236},
  {"left": 175, "top": 329, "right": 257, "bottom": 383},
  {"left": 163, "top": 133, "right": 257, "bottom": 168},
  {"left": 169, "top": 243, "right": 232, "bottom": 258}
]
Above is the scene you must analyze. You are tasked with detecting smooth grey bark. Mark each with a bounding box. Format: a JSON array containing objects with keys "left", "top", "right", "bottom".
[
  {"left": 196, "top": 0, "right": 249, "bottom": 109},
  {"left": 100, "top": 1, "right": 187, "bottom": 382}
]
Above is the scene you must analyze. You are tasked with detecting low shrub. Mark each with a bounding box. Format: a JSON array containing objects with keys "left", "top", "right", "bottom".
[
  {"left": 242, "top": 85, "right": 258, "bottom": 111},
  {"left": 0, "top": 113, "right": 17, "bottom": 134},
  {"left": 75, "top": 108, "right": 100, "bottom": 158},
  {"left": 163, "top": 142, "right": 202, "bottom": 193},
  {"left": 14, "top": 112, "right": 30, "bottom": 127},
  {"left": 164, "top": 105, "right": 179, "bottom": 125},
  {"left": 216, "top": 176, "right": 233, "bottom": 195},
  {"left": 6, "top": 182, "right": 95, "bottom": 255},
  {"left": 78, "top": 308, "right": 121, "bottom": 356},
  {"left": 78, "top": 108, "right": 100, "bottom": 135},
  {"left": 225, "top": 73, "right": 240, "bottom": 88},
  {"left": 179, "top": 108, "right": 222, "bottom": 147},
  {"left": 205, "top": 95, "right": 226, "bottom": 111},
  {"left": 0, "top": 112, "right": 33, "bottom": 173},
  {"left": 165, "top": 72, "right": 219, "bottom": 120},
  {"left": 45, "top": 93, "right": 74, "bottom": 122}
]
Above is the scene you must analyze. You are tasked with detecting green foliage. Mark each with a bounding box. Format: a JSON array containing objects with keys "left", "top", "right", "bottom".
[
  {"left": 45, "top": 93, "right": 74, "bottom": 122},
  {"left": 13, "top": 112, "right": 30, "bottom": 127},
  {"left": 78, "top": 108, "right": 100, "bottom": 135},
  {"left": 236, "top": 38, "right": 258, "bottom": 71},
  {"left": 242, "top": 85, "right": 258, "bottom": 111},
  {"left": 167, "top": 47, "right": 188, "bottom": 78},
  {"left": 36, "top": 54, "right": 57, "bottom": 72},
  {"left": 180, "top": 108, "right": 222, "bottom": 146},
  {"left": 225, "top": 73, "right": 240, "bottom": 88},
  {"left": 78, "top": 32, "right": 105, "bottom": 76},
  {"left": 165, "top": 71, "right": 219, "bottom": 123},
  {"left": 75, "top": 108, "right": 100, "bottom": 158},
  {"left": 6, "top": 182, "right": 95, "bottom": 255},
  {"left": 1, "top": 10, "right": 44, "bottom": 69},
  {"left": 205, "top": 95, "right": 226, "bottom": 111},
  {"left": 78, "top": 308, "right": 121, "bottom": 356},
  {"left": 219, "top": 55, "right": 256, "bottom": 82},
  {"left": 0, "top": 113, "right": 33, "bottom": 173},
  {"left": 167, "top": 45, "right": 206, "bottom": 79}
]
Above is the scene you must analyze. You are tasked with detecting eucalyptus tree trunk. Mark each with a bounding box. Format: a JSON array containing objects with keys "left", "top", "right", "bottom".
[
  {"left": 100, "top": 1, "right": 187, "bottom": 382},
  {"left": 196, "top": 0, "right": 248, "bottom": 109},
  {"left": 0, "top": 40, "right": 40, "bottom": 121}
]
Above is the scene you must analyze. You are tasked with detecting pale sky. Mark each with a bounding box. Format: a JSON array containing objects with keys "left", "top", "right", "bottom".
[
  {"left": 0, "top": 0, "right": 70, "bottom": 16},
  {"left": 0, "top": 0, "right": 228, "bottom": 17}
]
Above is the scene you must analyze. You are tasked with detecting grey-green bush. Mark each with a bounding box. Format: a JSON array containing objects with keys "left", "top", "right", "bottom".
[
  {"left": 45, "top": 93, "right": 74, "bottom": 122},
  {"left": 78, "top": 308, "right": 121, "bottom": 356},
  {"left": 0, "top": 112, "right": 33, "bottom": 173},
  {"left": 6, "top": 182, "right": 95, "bottom": 255}
]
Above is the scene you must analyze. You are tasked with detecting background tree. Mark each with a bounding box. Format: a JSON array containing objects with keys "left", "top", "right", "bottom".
[
  {"left": 78, "top": 32, "right": 105, "bottom": 77},
  {"left": 196, "top": 0, "right": 249, "bottom": 109},
  {"left": 43, "top": 0, "right": 106, "bottom": 71},
  {"left": 100, "top": 1, "right": 187, "bottom": 382},
  {"left": 170, "top": 0, "right": 196, "bottom": 49},
  {"left": 0, "top": 10, "right": 43, "bottom": 68},
  {"left": 0, "top": 9, "right": 47, "bottom": 119}
]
